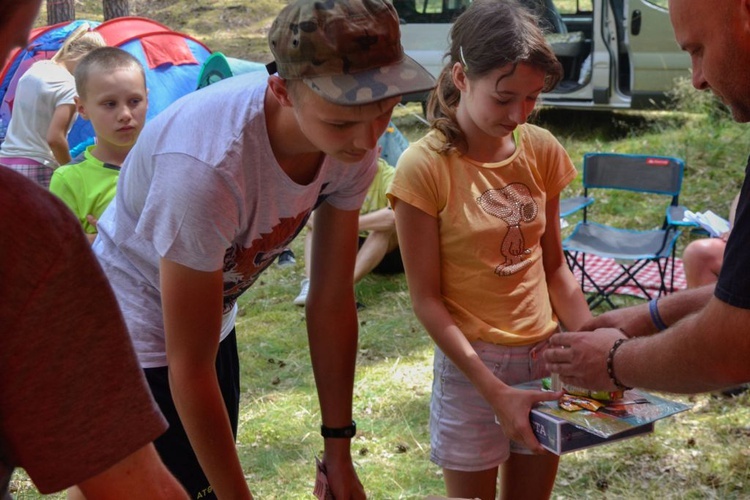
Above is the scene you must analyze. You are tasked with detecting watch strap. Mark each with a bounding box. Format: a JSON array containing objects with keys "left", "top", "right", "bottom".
[{"left": 320, "top": 420, "right": 356, "bottom": 439}]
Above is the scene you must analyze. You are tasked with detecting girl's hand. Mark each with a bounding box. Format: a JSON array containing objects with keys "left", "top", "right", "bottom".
[
  {"left": 580, "top": 307, "right": 652, "bottom": 337},
  {"left": 490, "top": 386, "right": 562, "bottom": 454}
]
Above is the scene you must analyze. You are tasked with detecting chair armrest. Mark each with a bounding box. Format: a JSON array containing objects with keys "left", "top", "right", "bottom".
[
  {"left": 667, "top": 205, "right": 698, "bottom": 226},
  {"left": 560, "top": 196, "right": 594, "bottom": 218}
]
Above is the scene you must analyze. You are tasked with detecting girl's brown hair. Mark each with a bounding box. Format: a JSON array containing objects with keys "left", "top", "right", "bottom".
[{"left": 427, "top": 0, "right": 563, "bottom": 154}]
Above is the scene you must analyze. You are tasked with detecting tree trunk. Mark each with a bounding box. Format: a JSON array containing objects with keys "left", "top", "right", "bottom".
[
  {"left": 47, "top": 0, "right": 75, "bottom": 25},
  {"left": 103, "top": 0, "right": 130, "bottom": 20}
]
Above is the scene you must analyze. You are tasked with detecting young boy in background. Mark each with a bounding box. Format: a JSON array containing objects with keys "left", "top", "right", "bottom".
[{"left": 50, "top": 47, "right": 147, "bottom": 243}]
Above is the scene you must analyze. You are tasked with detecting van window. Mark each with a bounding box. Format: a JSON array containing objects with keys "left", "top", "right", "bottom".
[
  {"left": 393, "top": 0, "right": 471, "bottom": 23},
  {"left": 556, "top": 0, "right": 593, "bottom": 14}
]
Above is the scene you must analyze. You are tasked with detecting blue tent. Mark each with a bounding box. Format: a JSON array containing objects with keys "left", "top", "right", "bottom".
[{"left": 0, "top": 17, "right": 212, "bottom": 153}]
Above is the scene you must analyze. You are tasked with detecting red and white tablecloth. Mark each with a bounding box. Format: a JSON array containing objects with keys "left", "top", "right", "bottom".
[{"left": 569, "top": 254, "right": 686, "bottom": 299}]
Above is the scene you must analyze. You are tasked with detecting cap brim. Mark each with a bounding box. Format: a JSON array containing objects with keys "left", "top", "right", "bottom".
[{"left": 303, "top": 55, "right": 436, "bottom": 106}]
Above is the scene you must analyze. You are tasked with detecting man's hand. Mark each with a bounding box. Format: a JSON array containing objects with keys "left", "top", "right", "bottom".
[{"left": 544, "top": 329, "right": 628, "bottom": 391}]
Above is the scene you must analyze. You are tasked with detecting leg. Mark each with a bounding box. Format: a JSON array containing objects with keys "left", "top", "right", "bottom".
[
  {"left": 303, "top": 227, "right": 313, "bottom": 278},
  {"left": 443, "top": 467, "right": 499, "bottom": 500},
  {"left": 429, "top": 344, "right": 510, "bottom": 500},
  {"left": 294, "top": 225, "right": 314, "bottom": 305},
  {"left": 499, "top": 452, "right": 559, "bottom": 500},
  {"left": 353, "top": 230, "right": 396, "bottom": 283},
  {"left": 67, "top": 487, "right": 84, "bottom": 499},
  {"left": 371, "top": 232, "right": 403, "bottom": 275},
  {"left": 682, "top": 238, "right": 725, "bottom": 288}
]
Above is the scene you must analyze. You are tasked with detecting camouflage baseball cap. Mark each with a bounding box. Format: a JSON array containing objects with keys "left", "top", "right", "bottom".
[{"left": 266, "top": 0, "right": 435, "bottom": 105}]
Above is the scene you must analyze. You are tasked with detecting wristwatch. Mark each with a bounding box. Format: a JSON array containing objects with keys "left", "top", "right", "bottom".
[{"left": 320, "top": 421, "right": 356, "bottom": 438}]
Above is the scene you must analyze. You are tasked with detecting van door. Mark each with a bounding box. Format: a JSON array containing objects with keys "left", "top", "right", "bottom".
[
  {"left": 620, "top": 0, "right": 690, "bottom": 107},
  {"left": 541, "top": 0, "right": 599, "bottom": 107},
  {"left": 395, "top": 0, "right": 471, "bottom": 102}
]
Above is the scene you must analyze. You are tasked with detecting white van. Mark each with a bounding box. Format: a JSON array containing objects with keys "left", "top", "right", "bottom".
[{"left": 395, "top": 0, "right": 690, "bottom": 110}]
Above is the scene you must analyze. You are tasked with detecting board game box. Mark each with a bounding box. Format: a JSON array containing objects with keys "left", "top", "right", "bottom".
[{"left": 516, "top": 379, "right": 691, "bottom": 455}]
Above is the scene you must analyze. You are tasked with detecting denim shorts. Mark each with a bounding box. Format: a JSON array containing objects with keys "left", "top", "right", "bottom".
[{"left": 429, "top": 339, "right": 551, "bottom": 471}]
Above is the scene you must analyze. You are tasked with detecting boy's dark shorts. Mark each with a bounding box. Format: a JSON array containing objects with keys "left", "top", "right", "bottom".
[
  {"left": 358, "top": 236, "right": 404, "bottom": 275},
  {"left": 144, "top": 329, "right": 240, "bottom": 499}
]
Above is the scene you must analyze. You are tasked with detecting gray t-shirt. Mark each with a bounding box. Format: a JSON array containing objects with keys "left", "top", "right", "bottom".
[
  {"left": 94, "top": 71, "right": 377, "bottom": 368},
  {"left": 0, "top": 60, "right": 77, "bottom": 167}
]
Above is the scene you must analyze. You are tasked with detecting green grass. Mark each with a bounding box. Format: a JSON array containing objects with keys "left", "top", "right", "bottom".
[
  {"left": 12, "top": 103, "right": 750, "bottom": 499},
  {"left": 12, "top": 2, "right": 750, "bottom": 499}
]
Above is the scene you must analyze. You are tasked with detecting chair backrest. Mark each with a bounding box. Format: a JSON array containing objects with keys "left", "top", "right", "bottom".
[{"left": 582, "top": 153, "right": 684, "bottom": 198}]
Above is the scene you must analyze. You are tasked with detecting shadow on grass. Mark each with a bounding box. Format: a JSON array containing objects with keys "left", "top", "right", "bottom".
[{"left": 531, "top": 108, "right": 686, "bottom": 142}]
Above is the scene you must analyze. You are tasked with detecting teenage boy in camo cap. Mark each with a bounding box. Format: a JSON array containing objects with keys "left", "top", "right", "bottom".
[{"left": 92, "top": 0, "right": 435, "bottom": 497}]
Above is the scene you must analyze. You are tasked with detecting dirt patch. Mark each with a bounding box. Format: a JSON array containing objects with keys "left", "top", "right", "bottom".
[{"left": 135, "top": 0, "right": 283, "bottom": 61}]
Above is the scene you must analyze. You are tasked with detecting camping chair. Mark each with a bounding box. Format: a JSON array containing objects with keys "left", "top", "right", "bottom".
[{"left": 562, "top": 152, "right": 694, "bottom": 309}]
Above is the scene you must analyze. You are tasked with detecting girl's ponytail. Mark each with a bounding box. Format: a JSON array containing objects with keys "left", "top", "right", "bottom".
[
  {"left": 51, "top": 24, "right": 105, "bottom": 64},
  {"left": 427, "top": 64, "right": 466, "bottom": 155}
]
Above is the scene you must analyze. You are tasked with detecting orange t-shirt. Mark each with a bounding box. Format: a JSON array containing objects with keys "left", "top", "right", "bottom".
[{"left": 388, "top": 124, "right": 576, "bottom": 345}]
